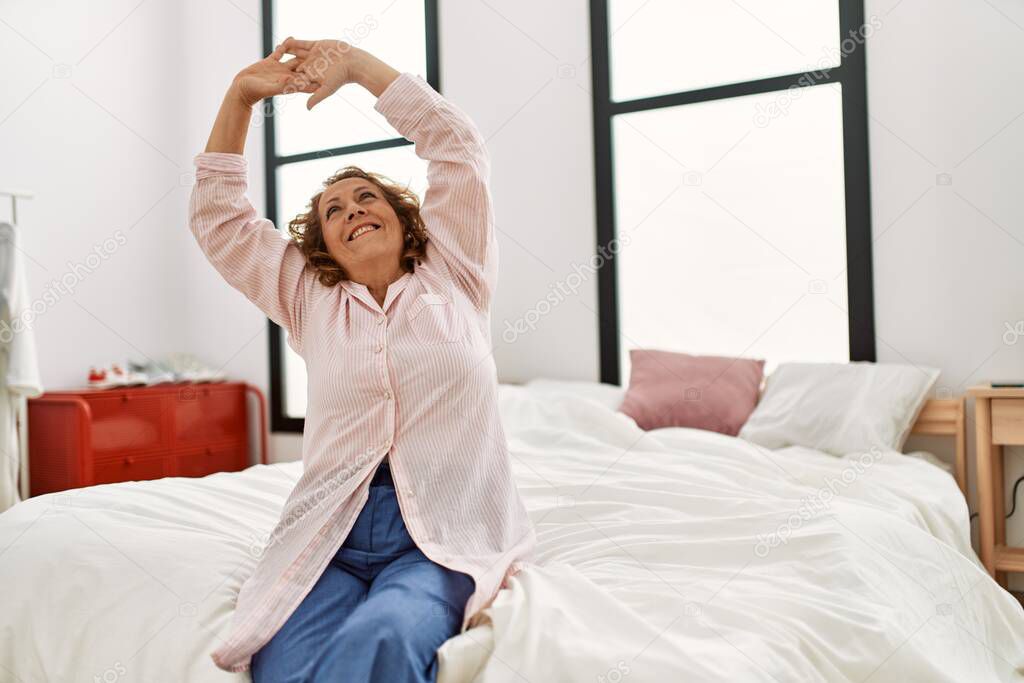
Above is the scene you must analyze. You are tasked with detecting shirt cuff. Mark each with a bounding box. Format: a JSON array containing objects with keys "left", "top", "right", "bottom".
[
  {"left": 373, "top": 72, "right": 443, "bottom": 135},
  {"left": 194, "top": 152, "right": 248, "bottom": 180}
]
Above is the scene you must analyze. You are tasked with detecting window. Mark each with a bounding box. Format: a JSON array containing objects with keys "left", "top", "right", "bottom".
[
  {"left": 262, "top": 0, "right": 440, "bottom": 431},
  {"left": 589, "top": 0, "right": 876, "bottom": 385}
]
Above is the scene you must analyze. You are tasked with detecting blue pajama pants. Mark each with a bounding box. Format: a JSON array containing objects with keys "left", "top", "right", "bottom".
[{"left": 251, "top": 459, "right": 476, "bottom": 683}]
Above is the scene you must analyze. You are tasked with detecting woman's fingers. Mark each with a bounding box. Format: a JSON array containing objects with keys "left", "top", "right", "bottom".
[
  {"left": 271, "top": 36, "right": 313, "bottom": 61},
  {"left": 269, "top": 37, "right": 344, "bottom": 108},
  {"left": 306, "top": 84, "right": 333, "bottom": 110},
  {"left": 281, "top": 37, "right": 315, "bottom": 52},
  {"left": 269, "top": 41, "right": 288, "bottom": 61},
  {"left": 287, "top": 66, "right": 318, "bottom": 91},
  {"left": 283, "top": 72, "right": 319, "bottom": 94}
]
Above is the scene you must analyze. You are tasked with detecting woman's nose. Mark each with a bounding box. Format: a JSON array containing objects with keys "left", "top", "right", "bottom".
[{"left": 348, "top": 207, "right": 366, "bottom": 221}]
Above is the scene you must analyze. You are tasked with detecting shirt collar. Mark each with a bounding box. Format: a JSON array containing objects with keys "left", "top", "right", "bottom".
[{"left": 340, "top": 271, "right": 413, "bottom": 313}]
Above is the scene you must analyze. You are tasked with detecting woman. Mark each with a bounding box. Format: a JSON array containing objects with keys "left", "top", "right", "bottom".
[{"left": 190, "top": 38, "right": 536, "bottom": 681}]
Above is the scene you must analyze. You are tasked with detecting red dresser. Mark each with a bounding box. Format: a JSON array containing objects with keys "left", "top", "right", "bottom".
[{"left": 27, "top": 381, "right": 268, "bottom": 497}]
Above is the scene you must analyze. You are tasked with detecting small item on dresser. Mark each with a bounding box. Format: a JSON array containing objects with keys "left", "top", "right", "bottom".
[
  {"left": 128, "top": 360, "right": 176, "bottom": 385},
  {"left": 109, "top": 362, "right": 147, "bottom": 386},
  {"left": 618, "top": 349, "right": 765, "bottom": 435},
  {"left": 87, "top": 366, "right": 107, "bottom": 387},
  {"left": 87, "top": 363, "right": 147, "bottom": 389},
  {"left": 161, "top": 352, "right": 227, "bottom": 383},
  {"left": 85, "top": 355, "right": 227, "bottom": 389},
  {"left": 989, "top": 381, "right": 1024, "bottom": 388}
]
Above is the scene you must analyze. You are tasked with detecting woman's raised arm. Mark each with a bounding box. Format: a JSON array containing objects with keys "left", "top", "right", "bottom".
[
  {"left": 372, "top": 72, "right": 497, "bottom": 314},
  {"left": 190, "top": 46, "right": 319, "bottom": 355},
  {"left": 283, "top": 40, "right": 498, "bottom": 313}
]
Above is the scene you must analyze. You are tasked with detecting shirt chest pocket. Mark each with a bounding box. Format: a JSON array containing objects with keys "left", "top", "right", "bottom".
[{"left": 405, "top": 292, "right": 464, "bottom": 344}]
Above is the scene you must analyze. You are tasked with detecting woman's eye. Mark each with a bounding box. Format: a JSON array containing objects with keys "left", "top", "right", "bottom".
[
  {"left": 326, "top": 206, "right": 338, "bottom": 217},
  {"left": 361, "top": 191, "right": 374, "bottom": 200}
]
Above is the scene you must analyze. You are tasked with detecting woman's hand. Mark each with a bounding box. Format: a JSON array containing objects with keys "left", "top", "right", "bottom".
[
  {"left": 281, "top": 39, "right": 357, "bottom": 110},
  {"left": 203, "top": 40, "right": 397, "bottom": 155},
  {"left": 231, "top": 42, "right": 313, "bottom": 108},
  {"left": 205, "top": 44, "right": 315, "bottom": 154},
  {"left": 281, "top": 38, "right": 400, "bottom": 109}
]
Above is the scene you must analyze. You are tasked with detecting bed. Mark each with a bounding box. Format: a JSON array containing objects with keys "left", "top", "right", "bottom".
[{"left": 1, "top": 380, "right": 1022, "bottom": 682}]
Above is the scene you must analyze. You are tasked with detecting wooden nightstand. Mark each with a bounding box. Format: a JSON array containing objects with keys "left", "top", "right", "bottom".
[{"left": 968, "top": 385, "right": 1024, "bottom": 588}]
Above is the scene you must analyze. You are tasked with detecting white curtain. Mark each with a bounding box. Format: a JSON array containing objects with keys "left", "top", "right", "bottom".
[{"left": 0, "top": 222, "right": 42, "bottom": 512}]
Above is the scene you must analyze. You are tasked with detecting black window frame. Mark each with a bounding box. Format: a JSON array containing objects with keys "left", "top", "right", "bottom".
[
  {"left": 588, "top": 0, "right": 876, "bottom": 385},
  {"left": 262, "top": 0, "right": 442, "bottom": 432}
]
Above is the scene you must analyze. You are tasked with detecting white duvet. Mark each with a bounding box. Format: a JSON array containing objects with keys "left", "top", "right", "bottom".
[{"left": 2, "top": 382, "right": 1023, "bottom": 682}]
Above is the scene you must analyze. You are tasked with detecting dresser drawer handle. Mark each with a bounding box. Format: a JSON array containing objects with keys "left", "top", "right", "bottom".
[
  {"left": 123, "top": 457, "right": 134, "bottom": 465},
  {"left": 204, "top": 447, "right": 213, "bottom": 455}
]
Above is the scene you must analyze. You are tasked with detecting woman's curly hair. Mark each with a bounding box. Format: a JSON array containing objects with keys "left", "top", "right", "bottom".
[{"left": 287, "top": 167, "right": 429, "bottom": 287}]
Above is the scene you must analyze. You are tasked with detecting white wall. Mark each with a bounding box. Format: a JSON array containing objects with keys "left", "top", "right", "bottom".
[
  {"left": 446, "top": 0, "right": 601, "bottom": 383},
  {"left": 4, "top": 1, "right": 1023, "bottom": 566},
  {"left": 0, "top": 0, "right": 191, "bottom": 383},
  {"left": 866, "top": 0, "right": 1024, "bottom": 586}
]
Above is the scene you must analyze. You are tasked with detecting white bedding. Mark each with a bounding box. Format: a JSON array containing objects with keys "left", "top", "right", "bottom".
[{"left": 2, "top": 382, "right": 1023, "bottom": 681}]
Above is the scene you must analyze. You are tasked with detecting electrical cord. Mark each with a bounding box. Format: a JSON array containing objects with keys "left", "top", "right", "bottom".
[
  {"left": 969, "top": 473, "right": 1024, "bottom": 524},
  {"left": 1006, "top": 473, "right": 1024, "bottom": 519}
]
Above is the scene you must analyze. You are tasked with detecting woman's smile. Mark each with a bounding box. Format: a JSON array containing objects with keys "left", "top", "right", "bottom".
[{"left": 348, "top": 222, "right": 381, "bottom": 242}]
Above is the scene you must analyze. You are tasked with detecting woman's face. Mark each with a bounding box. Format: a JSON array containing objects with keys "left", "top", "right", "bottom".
[{"left": 319, "top": 177, "right": 404, "bottom": 276}]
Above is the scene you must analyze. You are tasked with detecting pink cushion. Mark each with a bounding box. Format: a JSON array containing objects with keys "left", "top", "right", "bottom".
[{"left": 618, "top": 350, "right": 765, "bottom": 435}]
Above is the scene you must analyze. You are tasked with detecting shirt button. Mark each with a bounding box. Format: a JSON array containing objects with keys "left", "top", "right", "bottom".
[
  {"left": 384, "top": 390, "right": 392, "bottom": 400},
  {"left": 375, "top": 344, "right": 383, "bottom": 353},
  {"left": 375, "top": 318, "right": 385, "bottom": 325},
  {"left": 406, "top": 487, "right": 414, "bottom": 497}
]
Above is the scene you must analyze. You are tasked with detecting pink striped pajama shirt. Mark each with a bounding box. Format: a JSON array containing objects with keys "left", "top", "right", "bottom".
[{"left": 188, "top": 72, "right": 536, "bottom": 673}]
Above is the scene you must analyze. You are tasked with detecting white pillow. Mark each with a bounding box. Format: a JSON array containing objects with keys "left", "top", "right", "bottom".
[
  {"left": 522, "top": 378, "right": 626, "bottom": 411},
  {"left": 738, "top": 362, "right": 940, "bottom": 455}
]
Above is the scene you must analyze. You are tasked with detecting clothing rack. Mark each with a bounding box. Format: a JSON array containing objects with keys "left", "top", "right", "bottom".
[
  {"left": 0, "top": 189, "right": 33, "bottom": 226},
  {"left": 0, "top": 189, "right": 33, "bottom": 502}
]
